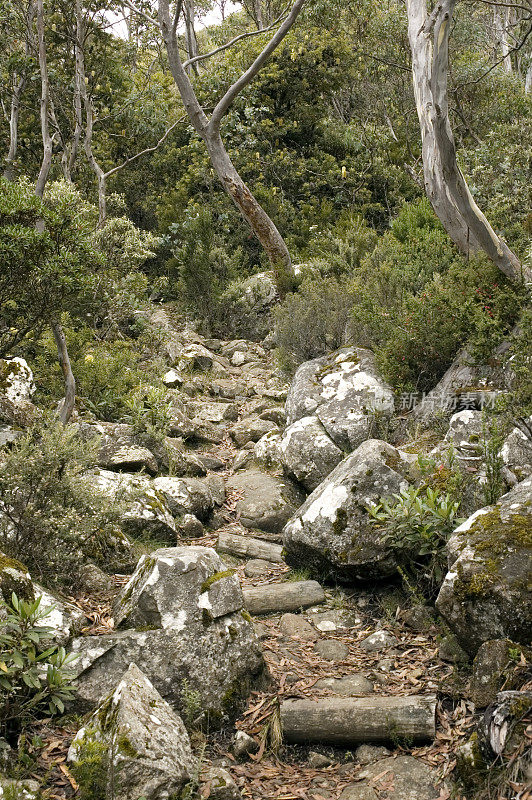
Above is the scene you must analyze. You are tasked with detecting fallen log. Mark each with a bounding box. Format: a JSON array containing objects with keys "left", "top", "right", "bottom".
[
  {"left": 281, "top": 695, "right": 437, "bottom": 745},
  {"left": 217, "top": 532, "right": 284, "bottom": 563},
  {"left": 242, "top": 580, "right": 325, "bottom": 615}
]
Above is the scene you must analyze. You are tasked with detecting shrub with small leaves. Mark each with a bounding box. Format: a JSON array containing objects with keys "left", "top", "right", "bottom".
[
  {"left": 0, "top": 420, "right": 125, "bottom": 586},
  {"left": 0, "top": 593, "right": 77, "bottom": 739}
]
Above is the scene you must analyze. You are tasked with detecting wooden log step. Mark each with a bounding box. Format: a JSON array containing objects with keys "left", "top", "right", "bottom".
[
  {"left": 217, "top": 532, "right": 284, "bottom": 563},
  {"left": 242, "top": 580, "right": 325, "bottom": 615},
  {"left": 280, "top": 695, "right": 437, "bottom": 745}
]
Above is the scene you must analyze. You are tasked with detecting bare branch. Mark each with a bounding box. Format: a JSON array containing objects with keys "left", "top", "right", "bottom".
[
  {"left": 104, "top": 116, "right": 186, "bottom": 178},
  {"left": 455, "top": 19, "right": 532, "bottom": 87},
  {"left": 122, "top": 0, "right": 158, "bottom": 26},
  {"left": 466, "top": 0, "right": 531, "bottom": 12},
  {"left": 182, "top": 8, "right": 289, "bottom": 69},
  {"left": 209, "top": 0, "right": 307, "bottom": 133}
]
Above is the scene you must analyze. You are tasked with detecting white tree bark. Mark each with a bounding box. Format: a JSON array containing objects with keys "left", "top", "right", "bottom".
[
  {"left": 184, "top": 0, "right": 199, "bottom": 74},
  {"left": 35, "top": 0, "right": 53, "bottom": 198},
  {"left": 52, "top": 320, "right": 76, "bottom": 424},
  {"left": 406, "top": 0, "right": 530, "bottom": 284},
  {"left": 3, "top": 1, "right": 36, "bottom": 182}
]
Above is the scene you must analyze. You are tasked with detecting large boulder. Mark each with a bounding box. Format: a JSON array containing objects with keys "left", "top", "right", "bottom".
[
  {"left": 0, "top": 558, "right": 85, "bottom": 644},
  {"left": 0, "top": 358, "right": 34, "bottom": 403},
  {"left": 68, "top": 663, "right": 196, "bottom": 800},
  {"left": 282, "top": 440, "right": 414, "bottom": 581},
  {"left": 34, "top": 586, "right": 86, "bottom": 646},
  {"left": 0, "top": 358, "right": 40, "bottom": 428},
  {"left": 96, "top": 423, "right": 159, "bottom": 475},
  {"left": 285, "top": 348, "right": 394, "bottom": 453},
  {"left": 436, "top": 476, "right": 532, "bottom": 655},
  {"left": 500, "top": 420, "right": 532, "bottom": 481},
  {"left": 152, "top": 476, "right": 214, "bottom": 521},
  {"left": 71, "top": 547, "right": 265, "bottom": 722},
  {"left": 113, "top": 546, "right": 242, "bottom": 629},
  {"left": 0, "top": 553, "right": 34, "bottom": 602},
  {"left": 89, "top": 470, "right": 176, "bottom": 541},
  {"left": 230, "top": 417, "right": 277, "bottom": 448},
  {"left": 227, "top": 468, "right": 305, "bottom": 535},
  {"left": 413, "top": 341, "right": 511, "bottom": 424},
  {"left": 279, "top": 416, "right": 344, "bottom": 491}
]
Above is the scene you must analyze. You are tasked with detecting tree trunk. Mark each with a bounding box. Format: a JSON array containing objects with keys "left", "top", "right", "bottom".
[
  {"left": 281, "top": 695, "right": 437, "bottom": 745},
  {"left": 75, "top": 0, "right": 107, "bottom": 226},
  {"left": 242, "top": 580, "right": 325, "bottom": 614},
  {"left": 217, "top": 532, "right": 284, "bottom": 562},
  {"left": 254, "top": 0, "right": 265, "bottom": 30},
  {"left": 4, "top": 75, "right": 25, "bottom": 182},
  {"left": 184, "top": 0, "right": 199, "bottom": 74},
  {"left": 4, "top": 1, "right": 36, "bottom": 182},
  {"left": 52, "top": 320, "right": 76, "bottom": 424},
  {"left": 35, "top": 0, "right": 53, "bottom": 198},
  {"left": 157, "top": 0, "right": 301, "bottom": 295},
  {"left": 204, "top": 130, "right": 294, "bottom": 292},
  {"left": 406, "top": 0, "right": 529, "bottom": 284}
]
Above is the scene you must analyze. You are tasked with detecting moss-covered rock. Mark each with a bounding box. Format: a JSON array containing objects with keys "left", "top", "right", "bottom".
[
  {"left": 282, "top": 439, "right": 416, "bottom": 582},
  {"left": 436, "top": 476, "right": 532, "bottom": 655},
  {"left": 68, "top": 663, "right": 196, "bottom": 800},
  {"left": 0, "top": 553, "right": 34, "bottom": 602}
]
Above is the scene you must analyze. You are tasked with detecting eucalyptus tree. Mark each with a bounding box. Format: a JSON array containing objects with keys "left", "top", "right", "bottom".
[
  {"left": 406, "top": 0, "right": 531, "bottom": 284},
  {"left": 126, "top": 0, "right": 307, "bottom": 292},
  {"left": 2, "top": 0, "right": 37, "bottom": 181}
]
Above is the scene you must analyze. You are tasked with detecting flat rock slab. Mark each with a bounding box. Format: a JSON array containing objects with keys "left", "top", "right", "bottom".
[
  {"left": 243, "top": 580, "right": 325, "bottom": 615},
  {"left": 244, "top": 559, "right": 275, "bottom": 577},
  {"left": 314, "top": 639, "right": 350, "bottom": 661},
  {"left": 279, "top": 613, "right": 319, "bottom": 641},
  {"left": 280, "top": 695, "right": 437, "bottom": 745},
  {"left": 340, "top": 787, "right": 378, "bottom": 800},
  {"left": 358, "top": 755, "right": 443, "bottom": 799},
  {"left": 315, "top": 675, "right": 374, "bottom": 696}
]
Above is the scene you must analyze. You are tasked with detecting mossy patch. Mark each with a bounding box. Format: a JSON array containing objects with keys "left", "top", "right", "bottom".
[
  {"left": 453, "top": 507, "right": 532, "bottom": 602},
  {"left": 200, "top": 569, "right": 235, "bottom": 594},
  {"left": 0, "top": 553, "right": 34, "bottom": 602}
]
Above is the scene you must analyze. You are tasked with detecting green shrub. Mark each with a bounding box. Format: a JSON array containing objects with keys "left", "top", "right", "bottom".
[
  {"left": 374, "top": 256, "right": 524, "bottom": 393},
  {"left": 0, "top": 178, "right": 101, "bottom": 358},
  {"left": 0, "top": 593, "right": 77, "bottom": 739},
  {"left": 367, "top": 485, "right": 463, "bottom": 599},
  {"left": 305, "top": 211, "right": 378, "bottom": 276},
  {"left": 164, "top": 207, "right": 246, "bottom": 334},
  {"left": 124, "top": 384, "right": 172, "bottom": 443},
  {"left": 0, "top": 421, "right": 125, "bottom": 586},
  {"left": 69, "top": 728, "right": 109, "bottom": 800},
  {"left": 31, "top": 323, "right": 166, "bottom": 422},
  {"left": 273, "top": 275, "right": 355, "bottom": 373}
]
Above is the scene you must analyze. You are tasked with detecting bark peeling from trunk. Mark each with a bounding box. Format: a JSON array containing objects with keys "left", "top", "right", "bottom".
[{"left": 406, "top": 0, "right": 530, "bottom": 285}]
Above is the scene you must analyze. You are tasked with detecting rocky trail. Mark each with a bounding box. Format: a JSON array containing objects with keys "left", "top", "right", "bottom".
[{"left": 1, "top": 305, "right": 530, "bottom": 800}]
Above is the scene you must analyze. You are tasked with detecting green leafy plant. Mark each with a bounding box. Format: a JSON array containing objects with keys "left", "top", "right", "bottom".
[
  {"left": 124, "top": 384, "right": 172, "bottom": 443},
  {"left": 0, "top": 593, "right": 77, "bottom": 739},
  {"left": 367, "top": 486, "right": 463, "bottom": 598},
  {"left": 481, "top": 414, "right": 507, "bottom": 505}
]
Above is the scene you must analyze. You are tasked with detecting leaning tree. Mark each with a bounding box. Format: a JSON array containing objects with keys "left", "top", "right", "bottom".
[
  {"left": 406, "top": 0, "right": 532, "bottom": 284},
  {"left": 125, "top": 0, "right": 307, "bottom": 293}
]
